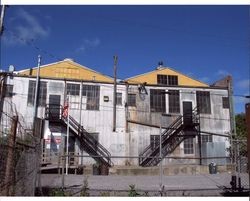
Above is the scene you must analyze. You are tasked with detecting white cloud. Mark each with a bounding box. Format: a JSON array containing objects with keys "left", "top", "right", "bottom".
[
  {"left": 76, "top": 38, "right": 100, "bottom": 53},
  {"left": 3, "top": 8, "right": 50, "bottom": 45},
  {"left": 236, "top": 79, "right": 250, "bottom": 89},
  {"left": 216, "top": 69, "right": 230, "bottom": 77}
]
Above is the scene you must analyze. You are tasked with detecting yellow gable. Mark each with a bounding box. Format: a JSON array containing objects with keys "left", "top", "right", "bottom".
[
  {"left": 126, "top": 67, "right": 208, "bottom": 87},
  {"left": 18, "top": 59, "right": 113, "bottom": 83}
]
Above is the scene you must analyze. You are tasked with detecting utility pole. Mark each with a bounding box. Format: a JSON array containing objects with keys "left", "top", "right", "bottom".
[
  {"left": 113, "top": 55, "right": 118, "bottom": 132},
  {"left": 0, "top": 5, "right": 6, "bottom": 36},
  {"left": 33, "top": 55, "right": 41, "bottom": 124}
]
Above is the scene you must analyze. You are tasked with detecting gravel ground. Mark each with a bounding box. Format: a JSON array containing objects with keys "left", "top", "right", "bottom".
[{"left": 39, "top": 173, "right": 249, "bottom": 196}]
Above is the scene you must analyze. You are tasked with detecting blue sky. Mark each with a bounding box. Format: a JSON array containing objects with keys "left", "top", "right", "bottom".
[{"left": 0, "top": 5, "right": 249, "bottom": 113}]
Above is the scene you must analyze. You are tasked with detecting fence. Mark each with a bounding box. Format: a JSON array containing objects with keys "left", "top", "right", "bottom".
[
  {"left": 38, "top": 150, "right": 249, "bottom": 196},
  {"left": 0, "top": 101, "right": 41, "bottom": 196}
]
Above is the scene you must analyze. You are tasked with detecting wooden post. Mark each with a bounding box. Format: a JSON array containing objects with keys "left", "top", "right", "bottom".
[
  {"left": 245, "top": 103, "right": 250, "bottom": 190},
  {"left": 4, "top": 116, "right": 18, "bottom": 196}
]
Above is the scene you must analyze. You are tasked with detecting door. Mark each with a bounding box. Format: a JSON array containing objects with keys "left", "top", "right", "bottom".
[
  {"left": 49, "top": 95, "right": 61, "bottom": 120},
  {"left": 183, "top": 101, "right": 193, "bottom": 126}
]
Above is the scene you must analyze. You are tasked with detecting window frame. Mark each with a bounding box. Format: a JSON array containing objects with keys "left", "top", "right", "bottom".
[
  {"left": 222, "top": 97, "right": 229, "bottom": 109},
  {"left": 82, "top": 84, "right": 100, "bottom": 111},
  {"left": 183, "top": 138, "right": 194, "bottom": 154},
  {"left": 150, "top": 89, "right": 166, "bottom": 113},
  {"left": 201, "top": 135, "right": 212, "bottom": 143},
  {"left": 157, "top": 74, "right": 178, "bottom": 86},
  {"left": 128, "top": 93, "right": 136, "bottom": 107},
  {"left": 168, "top": 90, "right": 180, "bottom": 113},
  {"left": 196, "top": 91, "right": 211, "bottom": 114},
  {"left": 66, "top": 83, "right": 80, "bottom": 96},
  {"left": 27, "top": 80, "right": 47, "bottom": 106},
  {"left": 116, "top": 92, "right": 122, "bottom": 106}
]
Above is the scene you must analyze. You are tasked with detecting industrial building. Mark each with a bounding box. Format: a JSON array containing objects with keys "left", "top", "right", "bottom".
[{"left": 0, "top": 58, "right": 232, "bottom": 170}]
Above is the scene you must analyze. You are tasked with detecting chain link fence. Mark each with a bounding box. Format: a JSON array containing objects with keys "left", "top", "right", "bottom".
[{"left": 0, "top": 100, "right": 41, "bottom": 196}]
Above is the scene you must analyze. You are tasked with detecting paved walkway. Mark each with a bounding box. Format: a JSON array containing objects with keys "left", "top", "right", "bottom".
[{"left": 40, "top": 173, "right": 249, "bottom": 196}]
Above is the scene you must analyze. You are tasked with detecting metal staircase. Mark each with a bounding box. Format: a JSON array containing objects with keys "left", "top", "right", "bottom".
[
  {"left": 139, "top": 108, "right": 200, "bottom": 167},
  {"left": 45, "top": 104, "right": 113, "bottom": 167}
]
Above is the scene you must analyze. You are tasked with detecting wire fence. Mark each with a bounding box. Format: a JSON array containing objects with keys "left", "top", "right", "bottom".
[
  {"left": 0, "top": 101, "right": 41, "bottom": 196},
  {"left": 38, "top": 150, "right": 249, "bottom": 196}
]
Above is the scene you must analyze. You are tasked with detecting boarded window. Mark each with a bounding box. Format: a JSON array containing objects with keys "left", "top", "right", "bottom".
[
  {"left": 150, "top": 89, "right": 166, "bottom": 112},
  {"left": 128, "top": 94, "right": 136, "bottom": 107},
  {"left": 116, "top": 93, "right": 122, "bottom": 105},
  {"left": 196, "top": 91, "right": 211, "bottom": 114},
  {"left": 184, "top": 138, "right": 194, "bottom": 154},
  {"left": 27, "top": 80, "right": 47, "bottom": 106},
  {"left": 150, "top": 135, "right": 159, "bottom": 150},
  {"left": 222, "top": 97, "right": 229, "bottom": 109},
  {"left": 201, "top": 135, "right": 212, "bottom": 143},
  {"left": 168, "top": 90, "right": 180, "bottom": 113},
  {"left": 5, "top": 84, "right": 13, "bottom": 97},
  {"left": 82, "top": 85, "right": 100, "bottom": 110},
  {"left": 157, "top": 74, "right": 178, "bottom": 86},
  {"left": 66, "top": 83, "right": 80, "bottom": 96}
]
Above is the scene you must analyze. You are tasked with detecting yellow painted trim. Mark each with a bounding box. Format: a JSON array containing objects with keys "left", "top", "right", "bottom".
[
  {"left": 125, "top": 66, "right": 208, "bottom": 87},
  {"left": 18, "top": 60, "right": 113, "bottom": 83}
]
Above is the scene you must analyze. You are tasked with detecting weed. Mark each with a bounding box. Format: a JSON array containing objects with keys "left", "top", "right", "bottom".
[
  {"left": 128, "top": 184, "right": 140, "bottom": 197},
  {"left": 80, "top": 176, "right": 90, "bottom": 196},
  {"left": 99, "top": 191, "right": 111, "bottom": 196}
]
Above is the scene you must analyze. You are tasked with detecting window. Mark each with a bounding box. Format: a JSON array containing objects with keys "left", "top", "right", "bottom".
[
  {"left": 201, "top": 135, "right": 212, "bottom": 143},
  {"left": 157, "top": 75, "right": 178, "bottom": 86},
  {"left": 128, "top": 94, "right": 136, "bottom": 107},
  {"left": 150, "top": 135, "right": 159, "bottom": 150},
  {"left": 196, "top": 91, "right": 211, "bottom": 114},
  {"left": 168, "top": 75, "right": 178, "bottom": 85},
  {"left": 222, "top": 97, "right": 229, "bottom": 109},
  {"left": 66, "top": 83, "right": 80, "bottom": 96},
  {"left": 28, "top": 80, "right": 36, "bottom": 105},
  {"left": 116, "top": 93, "right": 122, "bottom": 105},
  {"left": 82, "top": 85, "right": 100, "bottom": 110},
  {"left": 39, "top": 82, "right": 47, "bottom": 106},
  {"left": 5, "top": 84, "right": 13, "bottom": 97},
  {"left": 27, "top": 80, "right": 47, "bottom": 106},
  {"left": 150, "top": 89, "right": 166, "bottom": 112},
  {"left": 168, "top": 90, "right": 180, "bottom": 113},
  {"left": 184, "top": 138, "right": 194, "bottom": 154},
  {"left": 157, "top": 75, "right": 168, "bottom": 85}
]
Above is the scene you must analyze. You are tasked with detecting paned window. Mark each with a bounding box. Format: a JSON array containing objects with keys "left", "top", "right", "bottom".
[
  {"left": 66, "top": 83, "right": 80, "bottom": 96},
  {"left": 196, "top": 91, "right": 211, "bottom": 114},
  {"left": 150, "top": 89, "right": 166, "bottom": 112},
  {"left": 184, "top": 138, "right": 194, "bottom": 154},
  {"left": 82, "top": 85, "right": 100, "bottom": 110},
  {"left": 128, "top": 94, "right": 136, "bottom": 107},
  {"left": 222, "top": 97, "right": 229, "bottom": 109},
  {"left": 157, "top": 74, "right": 178, "bottom": 86},
  {"left": 168, "top": 90, "right": 180, "bottom": 113},
  {"left": 116, "top": 93, "right": 122, "bottom": 105},
  {"left": 27, "top": 80, "right": 47, "bottom": 106},
  {"left": 201, "top": 135, "right": 212, "bottom": 143}
]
